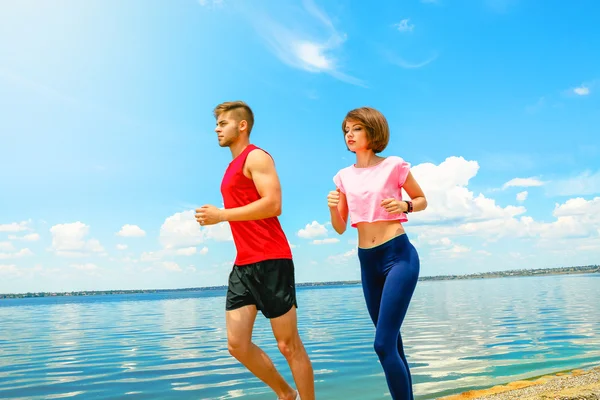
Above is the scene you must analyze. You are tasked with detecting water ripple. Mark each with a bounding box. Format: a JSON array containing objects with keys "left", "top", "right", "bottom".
[{"left": 0, "top": 274, "right": 599, "bottom": 399}]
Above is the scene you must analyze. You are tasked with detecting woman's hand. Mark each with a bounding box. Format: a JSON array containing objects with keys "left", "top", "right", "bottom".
[
  {"left": 381, "top": 198, "right": 407, "bottom": 214},
  {"left": 327, "top": 188, "right": 341, "bottom": 209}
]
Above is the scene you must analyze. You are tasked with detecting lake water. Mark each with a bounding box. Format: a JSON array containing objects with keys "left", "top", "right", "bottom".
[{"left": 1, "top": 274, "right": 599, "bottom": 399}]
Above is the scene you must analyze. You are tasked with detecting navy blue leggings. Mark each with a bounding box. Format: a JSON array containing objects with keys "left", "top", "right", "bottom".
[{"left": 358, "top": 233, "right": 420, "bottom": 400}]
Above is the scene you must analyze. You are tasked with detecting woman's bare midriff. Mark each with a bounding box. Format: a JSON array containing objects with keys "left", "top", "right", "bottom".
[{"left": 356, "top": 220, "right": 406, "bottom": 249}]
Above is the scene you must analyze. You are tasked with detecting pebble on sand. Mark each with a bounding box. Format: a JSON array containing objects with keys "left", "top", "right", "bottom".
[{"left": 440, "top": 365, "right": 600, "bottom": 400}]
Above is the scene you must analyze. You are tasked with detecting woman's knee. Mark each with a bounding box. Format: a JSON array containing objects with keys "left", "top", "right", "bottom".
[
  {"left": 373, "top": 339, "right": 384, "bottom": 358},
  {"left": 373, "top": 334, "right": 394, "bottom": 359}
]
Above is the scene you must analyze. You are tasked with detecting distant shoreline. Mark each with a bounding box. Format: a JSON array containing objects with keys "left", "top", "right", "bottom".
[{"left": 1, "top": 265, "right": 598, "bottom": 299}]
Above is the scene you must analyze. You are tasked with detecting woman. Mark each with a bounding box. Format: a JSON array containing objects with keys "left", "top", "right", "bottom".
[{"left": 327, "top": 106, "right": 427, "bottom": 400}]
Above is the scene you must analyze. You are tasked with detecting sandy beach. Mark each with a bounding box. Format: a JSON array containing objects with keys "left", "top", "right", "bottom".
[{"left": 441, "top": 365, "right": 600, "bottom": 400}]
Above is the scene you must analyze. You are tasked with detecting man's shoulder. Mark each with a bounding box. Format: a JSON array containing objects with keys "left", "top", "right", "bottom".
[{"left": 246, "top": 145, "right": 275, "bottom": 166}]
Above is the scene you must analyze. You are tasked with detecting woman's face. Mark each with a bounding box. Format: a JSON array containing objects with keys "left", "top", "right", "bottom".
[{"left": 344, "top": 119, "right": 369, "bottom": 152}]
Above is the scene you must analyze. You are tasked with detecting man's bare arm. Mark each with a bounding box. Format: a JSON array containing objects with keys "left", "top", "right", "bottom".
[{"left": 220, "top": 150, "right": 283, "bottom": 222}]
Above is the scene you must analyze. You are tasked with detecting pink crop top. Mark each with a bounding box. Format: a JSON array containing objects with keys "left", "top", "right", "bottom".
[{"left": 333, "top": 156, "right": 411, "bottom": 228}]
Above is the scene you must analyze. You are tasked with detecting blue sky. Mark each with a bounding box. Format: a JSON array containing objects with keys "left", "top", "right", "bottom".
[{"left": 1, "top": 0, "right": 599, "bottom": 293}]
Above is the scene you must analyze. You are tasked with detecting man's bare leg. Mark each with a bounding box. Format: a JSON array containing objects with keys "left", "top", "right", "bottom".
[
  {"left": 271, "top": 306, "right": 315, "bottom": 400},
  {"left": 226, "top": 305, "right": 297, "bottom": 399}
]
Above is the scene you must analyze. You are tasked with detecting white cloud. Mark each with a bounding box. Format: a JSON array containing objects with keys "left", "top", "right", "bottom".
[
  {"left": 0, "top": 220, "right": 31, "bottom": 232},
  {"left": 537, "top": 215, "right": 592, "bottom": 239},
  {"left": 176, "top": 247, "right": 198, "bottom": 256},
  {"left": 426, "top": 237, "right": 453, "bottom": 247},
  {"left": 554, "top": 197, "right": 600, "bottom": 217},
  {"left": 502, "top": 177, "right": 545, "bottom": 189},
  {"left": 163, "top": 261, "right": 182, "bottom": 272},
  {"left": 160, "top": 210, "right": 232, "bottom": 250},
  {"left": 415, "top": 196, "right": 600, "bottom": 246},
  {"left": 516, "top": 191, "right": 528, "bottom": 202},
  {"left": 116, "top": 244, "right": 128, "bottom": 250},
  {"left": 312, "top": 238, "right": 340, "bottom": 245},
  {"left": 141, "top": 251, "right": 161, "bottom": 262},
  {"left": 0, "top": 248, "right": 33, "bottom": 260},
  {"left": 298, "top": 221, "right": 328, "bottom": 238},
  {"left": 403, "top": 157, "right": 600, "bottom": 252},
  {"left": 139, "top": 220, "right": 215, "bottom": 262},
  {"left": 8, "top": 233, "right": 40, "bottom": 241},
  {"left": 248, "top": 0, "right": 365, "bottom": 86},
  {"left": 328, "top": 248, "right": 357, "bottom": 264},
  {"left": 0, "top": 264, "right": 18, "bottom": 275},
  {"left": 186, "top": 266, "right": 198, "bottom": 273},
  {"left": 407, "top": 156, "right": 526, "bottom": 226},
  {"left": 203, "top": 222, "right": 233, "bottom": 242},
  {"left": 160, "top": 210, "right": 204, "bottom": 249},
  {"left": 573, "top": 86, "right": 590, "bottom": 96},
  {"left": 140, "top": 246, "right": 208, "bottom": 264},
  {"left": 551, "top": 170, "right": 600, "bottom": 196},
  {"left": 565, "top": 80, "right": 598, "bottom": 98},
  {"left": 395, "top": 19, "right": 414, "bottom": 32},
  {"left": 450, "top": 245, "right": 470, "bottom": 254},
  {"left": 576, "top": 241, "right": 600, "bottom": 251},
  {"left": 295, "top": 41, "right": 331, "bottom": 69},
  {"left": 421, "top": 236, "right": 470, "bottom": 259},
  {"left": 0, "top": 242, "right": 15, "bottom": 252},
  {"left": 383, "top": 50, "right": 438, "bottom": 69},
  {"left": 116, "top": 224, "right": 146, "bottom": 237},
  {"left": 49, "top": 222, "right": 105, "bottom": 257},
  {"left": 71, "top": 263, "right": 99, "bottom": 272}
]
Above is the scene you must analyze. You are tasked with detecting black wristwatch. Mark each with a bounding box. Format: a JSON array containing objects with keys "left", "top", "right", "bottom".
[{"left": 403, "top": 200, "right": 413, "bottom": 213}]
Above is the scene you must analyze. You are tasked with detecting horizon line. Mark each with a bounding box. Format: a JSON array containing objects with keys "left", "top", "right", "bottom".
[{"left": 1, "top": 265, "right": 598, "bottom": 298}]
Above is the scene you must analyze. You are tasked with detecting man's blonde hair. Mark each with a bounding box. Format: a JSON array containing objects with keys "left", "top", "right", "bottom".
[{"left": 213, "top": 101, "right": 255, "bottom": 135}]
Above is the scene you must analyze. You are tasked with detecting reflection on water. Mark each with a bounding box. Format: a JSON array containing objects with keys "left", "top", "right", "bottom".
[{"left": 0, "top": 274, "right": 599, "bottom": 399}]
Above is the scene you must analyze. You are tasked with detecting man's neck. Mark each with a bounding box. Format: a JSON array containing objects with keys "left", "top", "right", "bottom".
[{"left": 229, "top": 139, "right": 251, "bottom": 159}]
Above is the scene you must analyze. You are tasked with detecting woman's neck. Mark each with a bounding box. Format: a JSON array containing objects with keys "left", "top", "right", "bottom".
[{"left": 354, "top": 151, "right": 381, "bottom": 168}]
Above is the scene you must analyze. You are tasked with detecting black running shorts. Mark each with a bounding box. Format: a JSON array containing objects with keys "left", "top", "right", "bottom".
[{"left": 225, "top": 258, "right": 298, "bottom": 319}]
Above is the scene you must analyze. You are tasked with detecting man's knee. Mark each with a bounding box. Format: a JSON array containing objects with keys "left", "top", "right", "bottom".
[
  {"left": 277, "top": 335, "right": 301, "bottom": 360},
  {"left": 228, "top": 336, "right": 251, "bottom": 360}
]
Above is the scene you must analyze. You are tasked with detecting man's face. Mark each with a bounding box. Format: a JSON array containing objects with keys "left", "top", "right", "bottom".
[{"left": 214, "top": 111, "right": 241, "bottom": 148}]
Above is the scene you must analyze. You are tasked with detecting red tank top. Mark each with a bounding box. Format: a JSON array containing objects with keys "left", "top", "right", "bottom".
[{"left": 220, "top": 144, "right": 292, "bottom": 265}]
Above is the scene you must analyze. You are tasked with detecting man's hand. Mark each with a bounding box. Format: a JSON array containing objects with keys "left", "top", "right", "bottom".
[
  {"left": 380, "top": 198, "right": 407, "bottom": 214},
  {"left": 195, "top": 205, "right": 224, "bottom": 226}
]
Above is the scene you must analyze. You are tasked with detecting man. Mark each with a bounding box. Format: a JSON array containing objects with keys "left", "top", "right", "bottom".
[{"left": 196, "top": 101, "right": 315, "bottom": 400}]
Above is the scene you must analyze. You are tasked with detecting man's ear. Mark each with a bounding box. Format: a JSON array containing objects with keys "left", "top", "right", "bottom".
[{"left": 239, "top": 119, "right": 248, "bottom": 133}]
